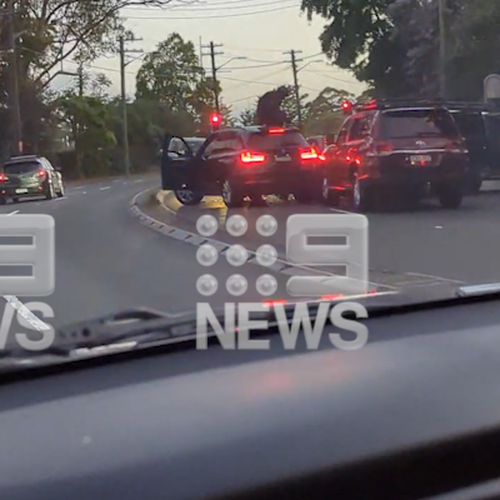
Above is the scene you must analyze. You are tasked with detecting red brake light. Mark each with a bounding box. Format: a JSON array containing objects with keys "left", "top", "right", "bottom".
[
  {"left": 0, "top": 174, "right": 4, "bottom": 182},
  {"left": 38, "top": 169, "right": 46, "bottom": 177},
  {"left": 267, "top": 127, "right": 285, "bottom": 134},
  {"left": 240, "top": 150, "right": 266, "bottom": 164},
  {"left": 300, "top": 147, "right": 319, "bottom": 160},
  {"left": 318, "top": 153, "right": 326, "bottom": 161}
]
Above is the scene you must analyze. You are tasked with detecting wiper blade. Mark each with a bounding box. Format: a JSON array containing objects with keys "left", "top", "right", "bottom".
[
  {"left": 456, "top": 283, "right": 500, "bottom": 297},
  {"left": 0, "top": 308, "right": 200, "bottom": 359}
]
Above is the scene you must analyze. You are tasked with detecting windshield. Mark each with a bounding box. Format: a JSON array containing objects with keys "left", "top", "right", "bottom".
[
  {"left": 0, "top": 0, "right": 497, "bottom": 370},
  {"left": 3, "top": 162, "right": 39, "bottom": 174},
  {"left": 379, "top": 109, "right": 460, "bottom": 138}
]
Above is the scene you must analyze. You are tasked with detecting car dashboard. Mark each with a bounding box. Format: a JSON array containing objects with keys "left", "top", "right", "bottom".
[{"left": 2, "top": 296, "right": 500, "bottom": 500}]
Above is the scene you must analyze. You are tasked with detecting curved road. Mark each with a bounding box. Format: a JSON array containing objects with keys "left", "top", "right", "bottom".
[
  {"left": 5, "top": 175, "right": 500, "bottom": 337},
  {"left": 0, "top": 175, "right": 293, "bottom": 331}
]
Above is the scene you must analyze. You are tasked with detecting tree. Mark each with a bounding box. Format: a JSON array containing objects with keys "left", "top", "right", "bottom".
[
  {"left": 237, "top": 106, "right": 256, "bottom": 126},
  {"left": 304, "top": 86, "right": 355, "bottom": 135},
  {"left": 11, "top": 0, "right": 177, "bottom": 88},
  {"left": 56, "top": 72, "right": 116, "bottom": 177},
  {"left": 135, "top": 33, "right": 214, "bottom": 119}
]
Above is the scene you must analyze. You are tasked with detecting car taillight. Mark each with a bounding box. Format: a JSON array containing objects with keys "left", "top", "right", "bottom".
[
  {"left": 0, "top": 174, "right": 5, "bottom": 182},
  {"left": 318, "top": 153, "right": 326, "bottom": 161},
  {"left": 240, "top": 150, "right": 266, "bottom": 164},
  {"left": 375, "top": 142, "right": 394, "bottom": 154},
  {"left": 300, "top": 147, "right": 319, "bottom": 160},
  {"left": 38, "top": 169, "right": 46, "bottom": 177},
  {"left": 267, "top": 127, "right": 285, "bottom": 134}
]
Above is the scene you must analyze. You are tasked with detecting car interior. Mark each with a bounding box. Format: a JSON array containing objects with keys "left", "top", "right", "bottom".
[{"left": 2, "top": 289, "right": 500, "bottom": 500}]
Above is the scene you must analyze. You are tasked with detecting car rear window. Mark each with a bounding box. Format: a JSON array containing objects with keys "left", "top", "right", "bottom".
[
  {"left": 379, "top": 108, "right": 460, "bottom": 139},
  {"left": 248, "top": 131, "right": 309, "bottom": 150},
  {"left": 3, "top": 162, "right": 40, "bottom": 174}
]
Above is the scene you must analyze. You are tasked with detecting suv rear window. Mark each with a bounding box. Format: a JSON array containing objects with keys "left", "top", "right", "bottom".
[
  {"left": 379, "top": 108, "right": 460, "bottom": 139},
  {"left": 248, "top": 130, "right": 308, "bottom": 150},
  {"left": 3, "top": 162, "right": 40, "bottom": 174}
]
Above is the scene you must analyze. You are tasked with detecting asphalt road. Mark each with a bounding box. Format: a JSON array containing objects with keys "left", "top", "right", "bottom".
[
  {"left": 158, "top": 183, "right": 500, "bottom": 289},
  {"left": 0, "top": 174, "right": 294, "bottom": 340},
  {"left": 3, "top": 174, "right": 500, "bottom": 350}
]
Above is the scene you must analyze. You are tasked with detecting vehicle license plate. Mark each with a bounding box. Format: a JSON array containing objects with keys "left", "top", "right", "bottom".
[
  {"left": 410, "top": 155, "right": 431, "bottom": 163},
  {"left": 15, "top": 188, "right": 28, "bottom": 194}
]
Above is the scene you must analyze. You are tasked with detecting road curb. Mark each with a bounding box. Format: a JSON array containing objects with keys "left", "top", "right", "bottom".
[{"left": 130, "top": 188, "right": 396, "bottom": 291}]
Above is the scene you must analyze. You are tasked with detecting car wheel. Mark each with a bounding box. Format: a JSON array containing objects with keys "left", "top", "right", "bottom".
[
  {"left": 57, "top": 182, "right": 65, "bottom": 198},
  {"left": 222, "top": 179, "right": 245, "bottom": 208},
  {"left": 45, "top": 182, "right": 55, "bottom": 200},
  {"left": 321, "top": 177, "right": 337, "bottom": 205},
  {"left": 174, "top": 186, "right": 203, "bottom": 205},
  {"left": 437, "top": 185, "right": 463, "bottom": 209},
  {"left": 350, "top": 174, "right": 375, "bottom": 212},
  {"left": 12, "top": 197, "right": 19, "bottom": 203}
]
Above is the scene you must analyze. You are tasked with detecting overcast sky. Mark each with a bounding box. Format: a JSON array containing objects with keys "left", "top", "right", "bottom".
[{"left": 53, "top": 0, "right": 366, "bottom": 115}]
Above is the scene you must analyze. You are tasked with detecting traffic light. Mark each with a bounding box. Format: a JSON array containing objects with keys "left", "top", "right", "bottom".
[
  {"left": 341, "top": 100, "right": 352, "bottom": 114},
  {"left": 210, "top": 113, "right": 221, "bottom": 131}
]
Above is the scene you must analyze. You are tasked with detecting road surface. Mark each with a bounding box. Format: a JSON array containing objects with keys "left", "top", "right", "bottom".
[{"left": 2, "top": 175, "right": 500, "bottom": 347}]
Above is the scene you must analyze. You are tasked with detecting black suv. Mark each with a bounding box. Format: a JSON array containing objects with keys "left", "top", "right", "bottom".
[
  {"left": 0, "top": 155, "right": 65, "bottom": 204},
  {"left": 160, "top": 126, "right": 322, "bottom": 208},
  {"left": 321, "top": 100, "right": 470, "bottom": 211}
]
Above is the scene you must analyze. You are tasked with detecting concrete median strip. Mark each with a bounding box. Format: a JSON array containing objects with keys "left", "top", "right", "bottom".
[{"left": 129, "top": 188, "right": 397, "bottom": 292}]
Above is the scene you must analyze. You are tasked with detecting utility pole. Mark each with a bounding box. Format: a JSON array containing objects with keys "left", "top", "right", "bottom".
[
  {"left": 118, "top": 33, "right": 142, "bottom": 177},
  {"left": 284, "top": 49, "right": 303, "bottom": 127},
  {"left": 6, "top": 0, "right": 22, "bottom": 155},
  {"left": 438, "top": 0, "right": 446, "bottom": 99},
  {"left": 78, "top": 63, "right": 84, "bottom": 98},
  {"left": 202, "top": 41, "right": 223, "bottom": 114}
]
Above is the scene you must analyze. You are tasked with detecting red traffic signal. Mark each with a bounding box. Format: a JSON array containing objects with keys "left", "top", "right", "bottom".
[
  {"left": 210, "top": 113, "right": 221, "bottom": 125},
  {"left": 341, "top": 100, "right": 352, "bottom": 114}
]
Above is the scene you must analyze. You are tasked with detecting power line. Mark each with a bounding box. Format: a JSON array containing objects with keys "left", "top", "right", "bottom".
[
  {"left": 126, "top": 0, "right": 297, "bottom": 12},
  {"left": 124, "top": 4, "right": 298, "bottom": 19}
]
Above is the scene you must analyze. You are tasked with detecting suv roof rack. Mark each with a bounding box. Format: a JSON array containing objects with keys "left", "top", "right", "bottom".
[
  {"left": 6, "top": 154, "right": 38, "bottom": 161},
  {"left": 355, "top": 98, "right": 497, "bottom": 113}
]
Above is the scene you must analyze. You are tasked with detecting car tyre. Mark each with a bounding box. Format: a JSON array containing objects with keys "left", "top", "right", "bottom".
[
  {"left": 321, "top": 177, "right": 337, "bottom": 206},
  {"left": 174, "top": 185, "right": 203, "bottom": 206},
  {"left": 350, "top": 174, "right": 375, "bottom": 212},
  {"left": 222, "top": 179, "right": 245, "bottom": 208},
  {"left": 57, "top": 182, "right": 65, "bottom": 198},
  {"left": 437, "top": 185, "right": 463, "bottom": 209},
  {"left": 46, "top": 181, "right": 55, "bottom": 200}
]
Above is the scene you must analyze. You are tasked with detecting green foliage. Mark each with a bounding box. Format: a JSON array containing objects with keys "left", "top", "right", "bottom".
[
  {"left": 300, "top": 0, "right": 500, "bottom": 99},
  {"left": 135, "top": 33, "right": 214, "bottom": 118}
]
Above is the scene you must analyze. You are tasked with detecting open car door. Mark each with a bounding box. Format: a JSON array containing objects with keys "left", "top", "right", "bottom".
[{"left": 160, "top": 134, "right": 205, "bottom": 205}]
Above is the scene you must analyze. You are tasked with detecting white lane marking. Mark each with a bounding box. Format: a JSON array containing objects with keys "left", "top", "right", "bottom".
[
  {"left": 74, "top": 186, "right": 85, "bottom": 190},
  {"left": 7, "top": 210, "right": 19, "bottom": 216},
  {"left": 82, "top": 191, "right": 87, "bottom": 195},
  {"left": 100, "top": 186, "right": 111, "bottom": 191},
  {"left": 133, "top": 179, "right": 143, "bottom": 183},
  {"left": 406, "top": 272, "right": 465, "bottom": 284},
  {"left": 3, "top": 295, "right": 52, "bottom": 333}
]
